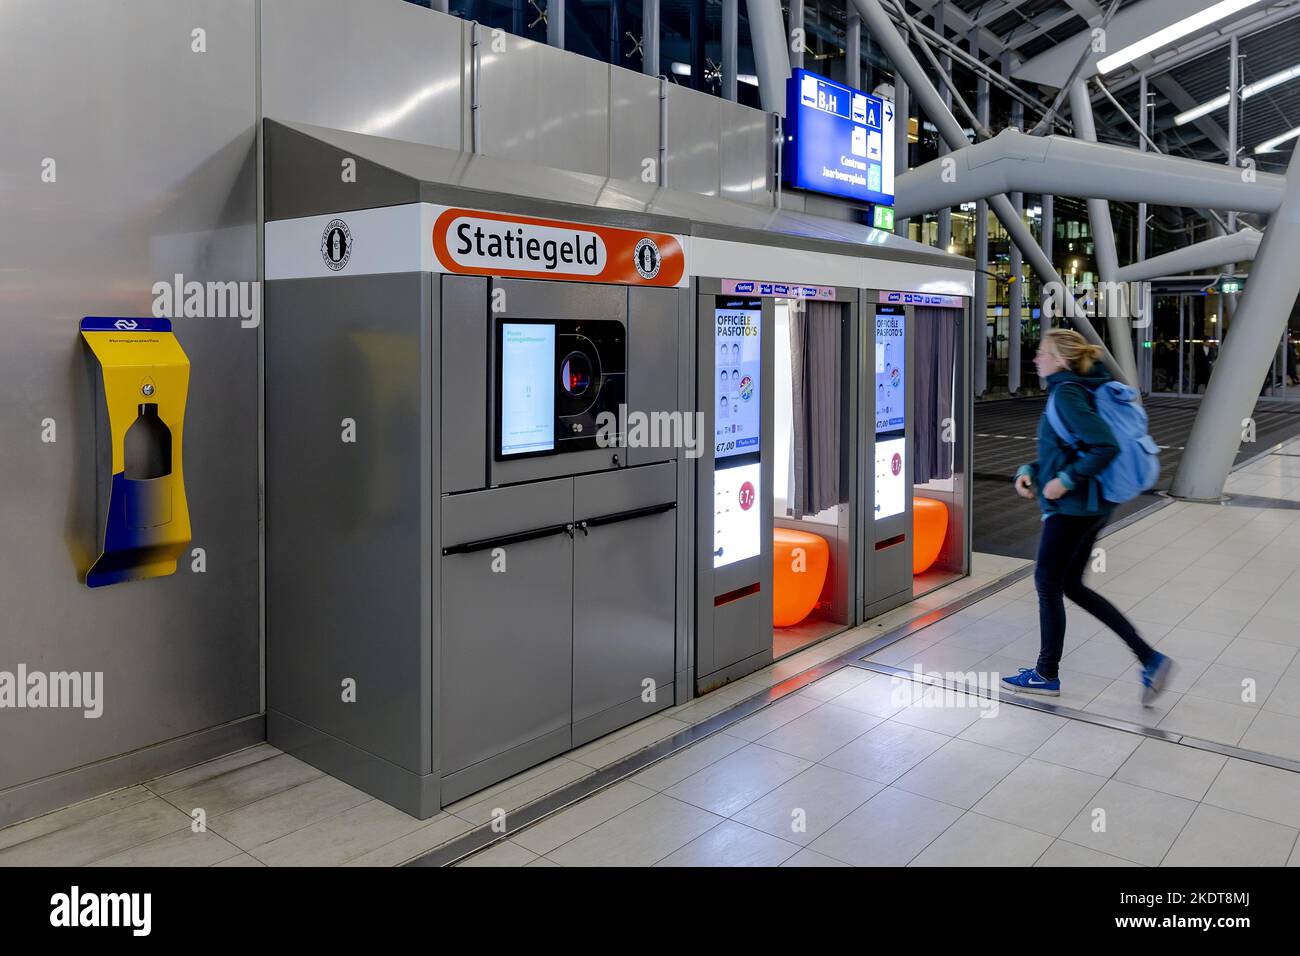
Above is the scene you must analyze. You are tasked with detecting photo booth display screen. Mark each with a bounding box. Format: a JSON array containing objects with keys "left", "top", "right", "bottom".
[
  {"left": 874, "top": 305, "right": 905, "bottom": 520},
  {"left": 713, "top": 297, "right": 762, "bottom": 568}
]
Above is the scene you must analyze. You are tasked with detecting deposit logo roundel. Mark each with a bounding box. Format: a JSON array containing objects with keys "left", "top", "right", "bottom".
[
  {"left": 633, "top": 237, "right": 662, "bottom": 279},
  {"left": 321, "top": 219, "right": 353, "bottom": 272},
  {"left": 891, "top": 453, "right": 902, "bottom": 476}
]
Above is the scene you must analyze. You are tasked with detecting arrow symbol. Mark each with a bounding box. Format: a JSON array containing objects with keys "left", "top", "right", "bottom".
[{"left": 886, "top": 105, "right": 894, "bottom": 121}]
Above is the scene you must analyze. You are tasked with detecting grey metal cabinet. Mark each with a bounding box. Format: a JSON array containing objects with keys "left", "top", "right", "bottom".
[
  {"left": 572, "top": 504, "right": 676, "bottom": 745},
  {"left": 439, "top": 483, "right": 576, "bottom": 800}
]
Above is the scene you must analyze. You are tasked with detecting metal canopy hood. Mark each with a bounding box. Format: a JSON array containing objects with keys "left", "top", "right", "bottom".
[{"left": 264, "top": 118, "right": 972, "bottom": 270}]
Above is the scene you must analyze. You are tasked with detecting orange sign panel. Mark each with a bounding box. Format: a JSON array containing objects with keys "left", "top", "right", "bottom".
[{"left": 431, "top": 207, "right": 686, "bottom": 287}]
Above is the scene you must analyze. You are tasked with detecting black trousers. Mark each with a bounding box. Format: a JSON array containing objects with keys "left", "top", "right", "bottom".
[{"left": 1034, "top": 512, "right": 1157, "bottom": 681}]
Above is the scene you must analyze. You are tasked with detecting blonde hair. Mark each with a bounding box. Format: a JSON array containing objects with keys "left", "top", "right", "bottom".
[{"left": 1042, "top": 329, "right": 1104, "bottom": 374}]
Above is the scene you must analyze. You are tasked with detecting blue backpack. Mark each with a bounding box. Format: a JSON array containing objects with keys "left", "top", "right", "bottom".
[{"left": 1046, "top": 381, "right": 1160, "bottom": 504}]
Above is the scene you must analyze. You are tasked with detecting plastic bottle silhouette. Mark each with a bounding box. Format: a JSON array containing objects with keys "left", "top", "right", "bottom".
[{"left": 124, "top": 403, "right": 172, "bottom": 480}]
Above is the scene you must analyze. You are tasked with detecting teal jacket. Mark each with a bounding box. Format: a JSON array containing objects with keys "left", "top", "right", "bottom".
[{"left": 1016, "top": 367, "right": 1120, "bottom": 517}]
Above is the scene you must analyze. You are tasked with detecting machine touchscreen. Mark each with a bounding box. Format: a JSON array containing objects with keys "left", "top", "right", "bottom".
[
  {"left": 494, "top": 318, "right": 626, "bottom": 460},
  {"left": 499, "top": 322, "right": 556, "bottom": 456}
]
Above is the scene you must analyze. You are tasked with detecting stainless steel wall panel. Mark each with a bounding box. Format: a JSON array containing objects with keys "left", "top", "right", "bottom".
[
  {"left": 260, "top": 0, "right": 465, "bottom": 150},
  {"left": 626, "top": 286, "right": 682, "bottom": 467},
  {"left": 0, "top": 0, "right": 260, "bottom": 796},
  {"left": 265, "top": 273, "right": 433, "bottom": 775},
  {"left": 609, "top": 68, "right": 663, "bottom": 186},
  {"left": 718, "top": 102, "right": 771, "bottom": 206},
  {"left": 476, "top": 33, "right": 610, "bottom": 178},
  {"left": 440, "top": 275, "right": 488, "bottom": 494},
  {"left": 665, "top": 86, "right": 722, "bottom": 198}
]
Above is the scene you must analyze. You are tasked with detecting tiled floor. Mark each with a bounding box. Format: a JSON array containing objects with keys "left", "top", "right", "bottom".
[
  {"left": 0, "top": 552, "right": 1023, "bottom": 868},
  {"left": 457, "top": 671, "right": 1300, "bottom": 867},
  {"left": 879, "top": 439, "right": 1300, "bottom": 761},
  {"left": 7, "top": 461, "right": 1300, "bottom": 869}
]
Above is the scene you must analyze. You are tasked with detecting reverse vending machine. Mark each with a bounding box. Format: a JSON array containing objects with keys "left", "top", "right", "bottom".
[
  {"left": 263, "top": 120, "right": 974, "bottom": 817},
  {"left": 264, "top": 122, "right": 693, "bottom": 816}
]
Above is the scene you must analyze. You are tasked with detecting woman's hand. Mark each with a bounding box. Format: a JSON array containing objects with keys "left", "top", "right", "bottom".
[
  {"left": 1014, "top": 474, "right": 1034, "bottom": 499},
  {"left": 1043, "top": 477, "right": 1068, "bottom": 500}
]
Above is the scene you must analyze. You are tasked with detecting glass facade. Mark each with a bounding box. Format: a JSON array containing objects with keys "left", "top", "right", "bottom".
[{"left": 404, "top": 0, "right": 1299, "bottom": 399}]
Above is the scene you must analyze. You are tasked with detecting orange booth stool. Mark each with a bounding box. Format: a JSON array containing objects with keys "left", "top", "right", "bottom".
[
  {"left": 772, "top": 528, "right": 830, "bottom": 628},
  {"left": 912, "top": 497, "right": 949, "bottom": 574}
]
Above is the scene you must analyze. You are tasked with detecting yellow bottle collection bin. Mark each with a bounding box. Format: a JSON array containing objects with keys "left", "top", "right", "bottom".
[{"left": 80, "top": 317, "right": 191, "bottom": 588}]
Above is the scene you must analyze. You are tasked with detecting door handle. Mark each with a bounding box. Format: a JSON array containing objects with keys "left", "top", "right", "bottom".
[
  {"left": 581, "top": 501, "right": 676, "bottom": 530},
  {"left": 442, "top": 521, "right": 573, "bottom": 556}
]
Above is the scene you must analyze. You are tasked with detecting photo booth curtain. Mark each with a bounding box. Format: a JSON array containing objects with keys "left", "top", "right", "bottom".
[
  {"left": 789, "top": 300, "right": 842, "bottom": 517},
  {"left": 913, "top": 307, "right": 956, "bottom": 484}
]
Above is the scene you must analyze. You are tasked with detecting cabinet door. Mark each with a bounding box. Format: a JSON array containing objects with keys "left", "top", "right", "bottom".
[
  {"left": 572, "top": 507, "right": 676, "bottom": 741},
  {"left": 441, "top": 528, "right": 574, "bottom": 776}
]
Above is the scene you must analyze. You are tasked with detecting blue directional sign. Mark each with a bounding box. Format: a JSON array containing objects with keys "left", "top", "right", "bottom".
[{"left": 783, "top": 69, "right": 895, "bottom": 206}]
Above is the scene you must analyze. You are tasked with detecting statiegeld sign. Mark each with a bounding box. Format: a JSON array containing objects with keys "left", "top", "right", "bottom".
[{"left": 431, "top": 207, "right": 686, "bottom": 287}]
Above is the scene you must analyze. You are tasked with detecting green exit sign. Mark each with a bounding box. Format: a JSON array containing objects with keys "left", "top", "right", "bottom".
[
  {"left": 1221, "top": 280, "right": 1241, "bottom": 294},
  {"left": 872, "top": 206, "right": 895, "bottom": 231}
]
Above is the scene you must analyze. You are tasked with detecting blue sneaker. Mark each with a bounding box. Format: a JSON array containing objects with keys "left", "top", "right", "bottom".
[
  {"left": 1002, "top": 668, "right": 1060, "bottom": 697},
  {"left": 1141, "top": 653, "right": 1174, "bottom": 706}
]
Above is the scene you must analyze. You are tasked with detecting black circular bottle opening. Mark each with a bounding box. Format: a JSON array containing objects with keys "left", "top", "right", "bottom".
[{"left": 560, "top": 351, "right": 593, "bottom": 396}]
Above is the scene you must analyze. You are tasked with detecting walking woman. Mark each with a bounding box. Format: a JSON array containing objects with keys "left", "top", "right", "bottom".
[{"left": 1004, "top": 329, "right": 1174, "bottom": 704}]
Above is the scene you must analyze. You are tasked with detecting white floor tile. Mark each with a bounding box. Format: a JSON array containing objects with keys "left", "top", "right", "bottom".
[
  {"left": 654, "top": 820, "right": 800, "bottom": 867},
  {"left": 807, "top": 787, "right": 963, "bottom": 867},
  {"left": 971, "top": 758, "right": 1108, "bottom": 838},
  {"left": 731, "top": 764, "right": 883, "bottom": 846},
  {"left": 1113, "top": 738, "right": 1227, "bottom": 801},
  {"left": 663, "top": 743, "right": 812, "bottom": 817},
  {"left": 821, "top": 719, "right": 950, "bottom": 784},
  {"left": 909, "top": 811, "right": 1053, "bottom": 866},
  {"left": 545, "top": 794, "right": 723, "bottom": 867},
  {"left": 1161, "top": 804, "right": 1296, "bottom": 867},
  {"left": 1032, "top": 721, "right": 1143, "bottom": 777},
  {"left": 1058, "top": 779, "right": 1196, "bottom": 866},
  {"left": 1201, "top": 758, "right": 1300, "bottom": 829},
  {"left": 893, "top": 738, "right": 1023, "bottom": 809}
]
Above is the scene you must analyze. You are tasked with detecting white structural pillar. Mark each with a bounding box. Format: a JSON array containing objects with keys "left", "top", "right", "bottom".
[
  {"left": 1069, "top": 79, "right": 1138, "bottom": 388},
  {"left": 894, "top": 77, "right": 910, "bottom": 238},
  {"left": 846, "top": 8, "right": 861, "bottom": 90},
  {"left": 1042, "top": 193, "right": 1054, "bottom": 332},
  {"left": 643, "top": 0, "right": 659, "bottom": 76},
  {"left": 1224, "top": 34, "right": 1241, "bottom": 329},
  {"left": 972, "top": 28, "right": 989, "bottom": 396},
  {"left": 1172, "top": 144, "right": 1300, "bottom": 500},
  {"left": 1008, "top": 96, "right": 1023, "bottom": 395},
  {"left": 936, "top": 2, "right": 952, "bottom": 251},
  {"left": 1137, "top": 74, "right": 1150, "bottom": 391},
  {"left": 722, "top": 0, "right": 738, "bottom": 102},
  {"left": 745, "top": 0, "right": 792, "bottom": 114},
  {"left": 548, "top": 0, "right": 564, "bottom": 48},
  {"left": 789, "top": 0, "right": 804, "bottom": 70}
]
